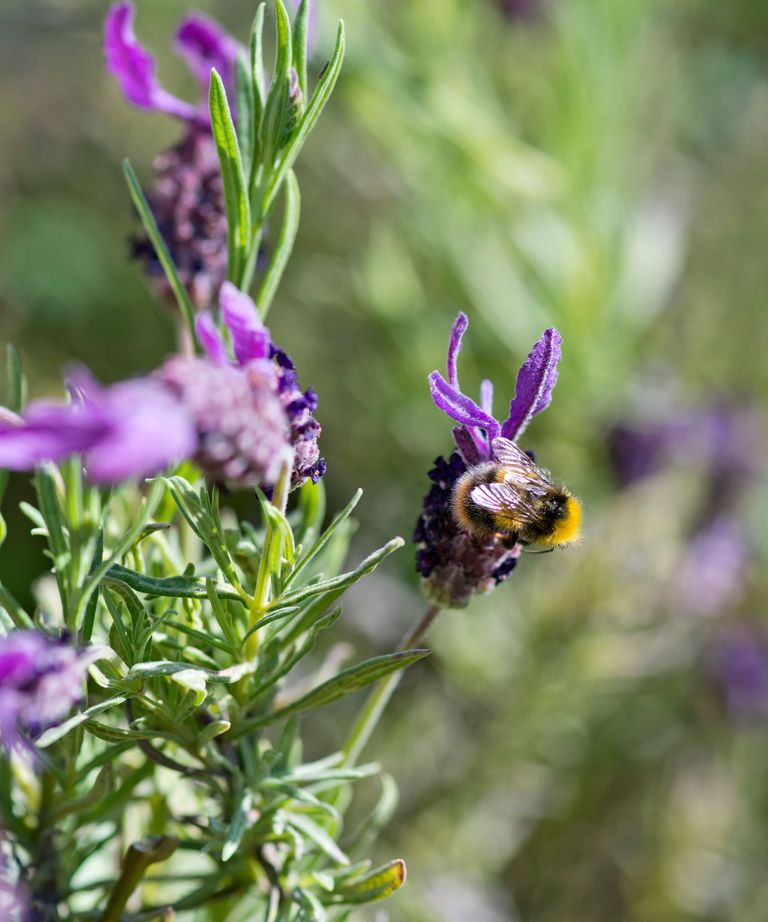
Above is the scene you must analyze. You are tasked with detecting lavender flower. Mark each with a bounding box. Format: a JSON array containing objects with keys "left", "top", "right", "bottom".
[
  {"left": 186, "top": 284, "right": 325, "bottom": 490},
  {"left": 415, "top": 314, "right": 562, "bottom": 607},
  {"left": 0, "top": 286, "right": 321, "bottom": 492},
  {"left": 0, "top": 374, "right": 196, "bottom": 484},
  {"left": 105, "top": 3, "right": 241, "bottom": 309},
  {"left": 0, "top": 632, "right": 96, "bottom": 753},
  {"left": 710, "top": 625, "right": 768, "bottom": 719}
]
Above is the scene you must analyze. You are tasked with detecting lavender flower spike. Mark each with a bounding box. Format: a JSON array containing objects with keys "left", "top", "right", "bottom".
[
  {"left": 0, "top": 632, "right": 97, "bottom": 753},
  {"left": 190, "top": 284, "right": 326, "bottom": 490},
  {"left": 416, "top": 314, "right": 565, "bottom": 607},
  {"left": 428, "top": 313, "right": 563, "bottom": 464}
]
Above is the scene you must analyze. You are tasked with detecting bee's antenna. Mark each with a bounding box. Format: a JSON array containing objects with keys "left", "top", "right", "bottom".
[{"left": 521, "top": 547, "right": 555, "bottom": 555}]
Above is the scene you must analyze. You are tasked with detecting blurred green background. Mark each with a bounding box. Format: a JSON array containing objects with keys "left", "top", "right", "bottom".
[{"left": 3, "top": 0, "right": 768, "bottom": 919}]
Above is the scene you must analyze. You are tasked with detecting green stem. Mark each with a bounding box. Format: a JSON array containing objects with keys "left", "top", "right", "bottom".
[
  {"left": 341, "top": 603, "right": 442, "bottom": 767},
  {"left": 99, "top": 837, "right": 178, "bottom": 922}
]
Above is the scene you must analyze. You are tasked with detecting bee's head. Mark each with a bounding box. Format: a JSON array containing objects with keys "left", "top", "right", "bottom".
[{"left": 543, "top": 491, "right": 582, "bottom": 547}]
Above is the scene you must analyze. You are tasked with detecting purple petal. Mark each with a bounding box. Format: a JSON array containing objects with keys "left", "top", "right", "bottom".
[
  {"left": 501, "top": 328, "right": 562, "bottom": 441},
  {"left": 429, "top": 372, "right": 501, "bottom": 441},
  {"left": 452, "top": 426, "right": 487, "bottom": 465},
  {"left": 83, "top": 379, "right": 197, "bottom": 483},
  {"left": 175, "top": 13, "right": 240, "bottom": 100},
  {"left": 195, "top": 312, "right": 228, "bottom": 364},
  {"left": 446, "top": 312, "right": 468, "bottom": 388},
  {"left": 219, "top": 283, "right": 271, "bottom": 364},
  {"left": 104, "top": 2, "right": 199, "bottom": 122},
  {"left": 0, "top": 401, "right": 108, "bottom": 471}
]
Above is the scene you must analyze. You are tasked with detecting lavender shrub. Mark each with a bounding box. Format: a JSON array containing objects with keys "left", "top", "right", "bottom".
[{"left": 0, "top": 2, "right": 577, "bottom": 918}]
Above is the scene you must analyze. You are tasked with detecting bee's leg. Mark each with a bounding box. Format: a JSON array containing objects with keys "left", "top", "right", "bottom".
[
  {"left": 522, "top": 546, "right": 555, "bottom": 555},
  {"left": 497, "top": 532, "right": 520, "bottom": 550}
]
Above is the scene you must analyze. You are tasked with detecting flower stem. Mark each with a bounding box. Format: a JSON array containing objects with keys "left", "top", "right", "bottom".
[{"left": 341, "top": 603, "right": 442, "bottom": 767}]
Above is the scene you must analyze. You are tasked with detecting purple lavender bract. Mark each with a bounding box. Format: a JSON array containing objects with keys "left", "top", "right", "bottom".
[
  {"left": 0, "top": 373, "right": 197, "bottom": 484},
  {"left": 0, "top": 632, "right": 96, "bottom": 753},
  {"left": 415, "top": 314, "right": 563, "bottom": 607}
]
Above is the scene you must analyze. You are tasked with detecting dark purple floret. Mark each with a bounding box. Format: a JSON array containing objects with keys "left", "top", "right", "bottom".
[
  {"left": 414, "top": 453, "right": 520, "bottom": 608},
  {"left": 270, "top": 348, "right": 325, "bottom": 488}
]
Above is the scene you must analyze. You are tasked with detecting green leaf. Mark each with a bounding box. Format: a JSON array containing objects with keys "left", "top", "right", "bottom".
[
  {"left": 256, "top": 169, "right": 301, "bottom": 319},
  {"left": 122, "top": 660, "right": 254, "bottom": 686},
  {"left": 0, "top": 583, "right": 35, "bottom": 629},
  {"left": 222, "top": 774, "right": 251, "bottom": 862},
  {"left": 260, "top": 0, "right": 293, "bottom": 168},
  {"left": 235, "top": 52, "right": 255, "bottom": 181},
  {"left": 238, "top": 649, "right": 429, "bottom": 732},
  {"left": 36, "top": 696, "right": 127, "bottom": 748},
  {"left": 104, "top": 564, "right": 246, "bottom": 604},
  {"left": 80, "top": 529, "right": 103, "bottom": 643},
  {"left": 209, "top": 68, "right": 251, "bottom": 285},
  {"left": 249, "top": 4, "right": 266, "bottom": 119},
  {"left": 271, "top": 537, "right": 404, "bottom": 611},
  {"left": 123, "top": 160, "right": 198, "bottom": 348},
  {"left": 330, "top": 859, "right": 406, "bottom": 905},
  {"left": 294, "top": 479, "right": 326, "bottom": 550},
  {"left": 171, "top": 668, "right": 208, "bottom": 706},
  {"left": 285, "top": 489, "right": 361, "bottom": 591},
  {"left": 0, "top": 344, "right": 24, "bottom": 507},
  {"left": 199, "top": 719, "right": 231, "bottom": 745},
  {"left": 260, "top": 20, "right": 345, "bottom": 218},
  {"left": 292, "top": 0, "right": 311, "bottom": 98},
  {"left": 287, "top": 811, "right": 348, "bottom": 866}
]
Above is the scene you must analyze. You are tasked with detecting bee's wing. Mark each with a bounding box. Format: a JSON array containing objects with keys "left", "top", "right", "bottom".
[
  {"left": 470, "top": 481, "right": 544, "bottom": 528},
  {"left": 491, "top": 437, "right": 553, "bottom": 489}
]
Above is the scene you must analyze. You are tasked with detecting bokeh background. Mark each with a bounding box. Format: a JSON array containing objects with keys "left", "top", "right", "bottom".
[{"left": 3, "top": 0, "right": 768, "bottom": 919}]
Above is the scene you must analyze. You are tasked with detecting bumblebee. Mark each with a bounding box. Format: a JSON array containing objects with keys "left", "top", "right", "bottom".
[{"left": 452, "top": 436, "right": 582, "bottom": 548}]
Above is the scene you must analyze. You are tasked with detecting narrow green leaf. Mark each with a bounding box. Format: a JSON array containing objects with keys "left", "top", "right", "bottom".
[
  {"left": 0, "top": 345, "right": 24, "bottom": 507},
  {"left": 260, "top": 20, "right": 345, "bottom": 218},
  {"left": 122, "top": 160, "right": 198, "bottom": 348},
  {"left": 270, "top": 537, "right": 404, "bottom": 611},
  {"left": 260, "top": 0, "right": 293, "bottom": 168},
  {"left": 287, "top": 811, "right": 348, "bottom": 866},
  {"left": 35, "top": 465, "right": 70, "bottom": 576},
  {"left": 256, "top": 169, "right": 301, "bottom": 319},
  {"left": 330, "top": 859, "right": 406, "bottom": 905},
  {"left": 36, "top": 696, "right": 127, "bottom": 748},
  {"left": 284, "top": 489, "right": 361, "bottom": 590},
  {"left": 235, "top": 52, "right": 255, "bottom": 181},
  {"left": 209, "top": 68, "right": 251, "bottom": 285},
  {"left": 105, "top": 564, "right": 245, "bottom": 604},
  {"left": 222, "top": 775, "right": 251, "bottom": 862},
  {"left": 80, "top": 529, "right": 103, "bottom": 643},
  {"left": 250, "top": 4, "right": 266, "bottom": 116},
  {"left": 0, "top": 584, "right": 32, "bottom": 631},
  {"left": 292, "top": 0, "right": 310, "bottom": 98},
  {"left": 199, "top": 719, "right": 231, "bottom": 745},
  {"left": 294, "top": 479, "right": 326, "bottom": 550},
  {"left": 237, "top": 649, "right": 429, "bottom": 732}
]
